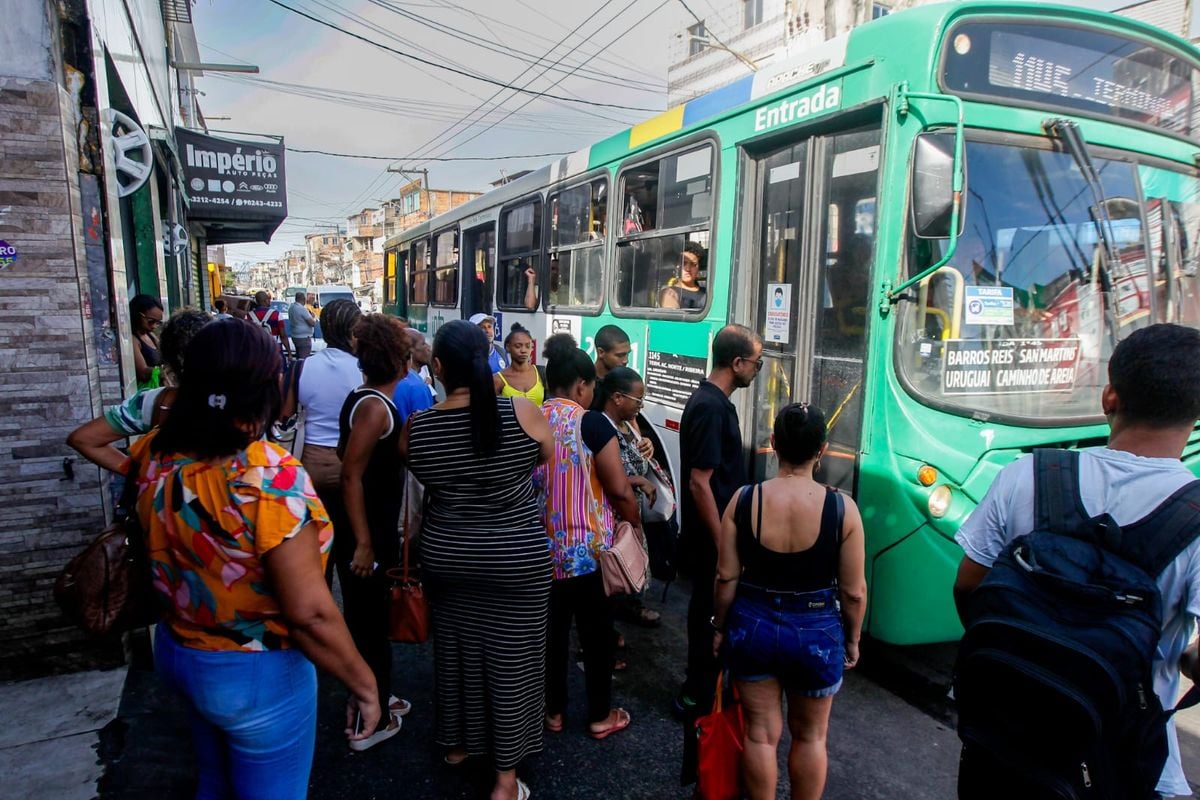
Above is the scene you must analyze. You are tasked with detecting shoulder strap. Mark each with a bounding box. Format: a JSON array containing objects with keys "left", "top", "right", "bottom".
[
  {"left": 734, "top": 485, "right": 754, "bottom": 540},
  {"left": 536, "top": 364, "right": 546, "bottom": 386},
  {"left": 1034, "top": 448, "right": 1089, "bottom": 535},
  {"left": 116, "top": 458, "right": 142, "bottom": 520},
  {"left": 754, "top": 482, "right": 764, "bottom": 543},
  {"left": 822, "top": 487, "right": 845, "bottom": 584},
  {"left": 1120, "top": 480, "right": 1200, "bottom": 577}
]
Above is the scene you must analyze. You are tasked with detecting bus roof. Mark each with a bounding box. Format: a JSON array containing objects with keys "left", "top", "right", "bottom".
[{"left": 383, "top": 0, "right": 1200, "bottom": 251}]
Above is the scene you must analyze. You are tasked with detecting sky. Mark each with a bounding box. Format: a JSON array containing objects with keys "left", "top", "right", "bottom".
[{"left": 189, "top": 0, "right": 692, "bottom": 266}]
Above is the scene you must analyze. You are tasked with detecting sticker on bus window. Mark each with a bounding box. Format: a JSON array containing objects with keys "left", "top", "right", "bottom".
[
  {"left": 942, "top": 338, "right": 1080, "bottom": 395},
  {"left": 963, "top": 286, "right": 1014, "bottom": 326},
  {"left": 765, "top": 283, "right": 792, "bottom": 344}
]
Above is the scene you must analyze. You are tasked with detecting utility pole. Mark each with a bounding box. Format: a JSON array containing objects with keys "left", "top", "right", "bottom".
[{"left": 386, "top": 166, "right": 432, "bottom": 219}]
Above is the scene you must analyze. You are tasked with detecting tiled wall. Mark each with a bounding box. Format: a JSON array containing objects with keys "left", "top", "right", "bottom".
[{"left": 0, "top": 76, "right": 119, "bottom": 677}]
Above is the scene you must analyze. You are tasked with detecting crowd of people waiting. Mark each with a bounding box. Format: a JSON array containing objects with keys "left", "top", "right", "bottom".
[{"left": 67, "top": 293, "right": 868, "bottom": 800}]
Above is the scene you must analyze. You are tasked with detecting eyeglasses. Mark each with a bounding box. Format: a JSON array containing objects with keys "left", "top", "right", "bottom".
[
  {"left": 616, "top": 392, "right": 645, "bottom": 408},
  {"left": 738, "top": 356, "right": 764, "bottom": 371}
]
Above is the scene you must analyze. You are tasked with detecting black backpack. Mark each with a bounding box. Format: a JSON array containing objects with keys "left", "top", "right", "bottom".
[{"left": 956, "top": 448, "right": 1200, "bottom": 800}]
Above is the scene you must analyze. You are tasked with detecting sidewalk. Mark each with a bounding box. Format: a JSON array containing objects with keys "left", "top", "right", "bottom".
[{"left": 0, "top": 667, "right": 126, "bottom": 800}]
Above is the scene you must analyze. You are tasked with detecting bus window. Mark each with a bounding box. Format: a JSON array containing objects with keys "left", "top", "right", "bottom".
[
  {"left": 898, "top": 137, "right": 1144, "bottom": 422},
  {"left": 548, "top": 178, "right": 606, "bottom": 310},
  {"left": 432, "top": 228, "right": 459, "bottom": 307},
  {"left": 410, "top": 238, "right": 430, "bottom": 305},
  {"left": 385, "top": 250, "right": 398, "bottom": 308},
  {"left": 499, "top": 198, "right": 541, "bottom": 310},
  {"left": 615, "top": 143, "right": 715, "bottom": 313},
  {"left": 463, "top": 223, "right": 496, "bottom": 318},
  {"left": 1139, "top": 165, "right": 1200, "bottom": 327}
]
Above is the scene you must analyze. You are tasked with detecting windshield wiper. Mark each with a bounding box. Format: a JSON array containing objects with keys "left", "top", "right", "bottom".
[{"left": 1044, "top": 119, "right": 1120, "bottom": 343}]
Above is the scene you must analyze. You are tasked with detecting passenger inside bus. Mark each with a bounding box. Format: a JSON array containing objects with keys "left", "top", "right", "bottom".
[
  {"left": 500, "top": 256, "right": 538, "bottom": 310},
  {"left": 660, "top": 241, "right": 708, "bottom": 309}
]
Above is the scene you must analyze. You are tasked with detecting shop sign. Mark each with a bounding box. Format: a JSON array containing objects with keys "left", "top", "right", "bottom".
[{"left": 175, "top": 128, "right": 287, "bottom": 221}]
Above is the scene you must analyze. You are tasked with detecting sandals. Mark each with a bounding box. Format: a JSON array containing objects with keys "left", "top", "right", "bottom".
[
  {"left": 588, "top": 708, "right": 632, "bottom": 740},
  {"left": 516, "top": 779, "right": 531, "bottom": 800},
  {"left": 389, "top": 695, "right": 412, "bottom": 717},
  {"left": 544, "top": 713, "right": 563, "bottom": 733},
  {"left": 443, "top": 750, "right": 469, "bottom": 766}
]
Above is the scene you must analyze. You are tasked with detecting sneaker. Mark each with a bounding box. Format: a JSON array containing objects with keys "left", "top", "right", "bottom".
[{"left": 349, "top": 711, "right": 402, "bottom": 752}]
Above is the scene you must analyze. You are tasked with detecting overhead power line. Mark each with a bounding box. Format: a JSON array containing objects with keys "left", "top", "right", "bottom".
[
  {"left": 402, "top": 0, "right": 626, "bottom": 167},
  {"left": 412, "top": 0, "right": 670, "bottom": 168},
  {"left": 368, "top": 0, "right": 665, "bottom": 94},
  {"left": 286, "top": 146, "right": 573, "bottom": 161},
  {"left": 264, "top": 0, "right": 664, "bottom": 113},
  {"left": 676, "top": 0, "right": 751, "bottom": 72}
]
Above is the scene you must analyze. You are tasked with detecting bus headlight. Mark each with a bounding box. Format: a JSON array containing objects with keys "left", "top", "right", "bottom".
[{"left": 928, "top": 485, "right": 953, "bottom": 518}]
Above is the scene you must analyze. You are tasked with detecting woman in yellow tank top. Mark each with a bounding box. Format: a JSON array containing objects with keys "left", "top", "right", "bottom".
[{"left": 494, "top": 322, "right": 545, "bottom": 406}]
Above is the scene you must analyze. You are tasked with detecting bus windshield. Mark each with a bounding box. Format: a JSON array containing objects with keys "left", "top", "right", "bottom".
[{"left": 897, "top": 137, "right": 1155, "bottom": 423}]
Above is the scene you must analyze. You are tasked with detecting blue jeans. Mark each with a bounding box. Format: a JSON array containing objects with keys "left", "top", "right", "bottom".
[
  {"left": 154, "top": 627, "right": 317, "bottom": 800},
  {"left": 725, "top": 585, "right": 844, "bottom": 697}
]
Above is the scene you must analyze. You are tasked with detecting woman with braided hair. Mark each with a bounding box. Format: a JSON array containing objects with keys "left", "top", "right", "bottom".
[{"left": 710, "top": 403, "right": 867, "bottom": 800}]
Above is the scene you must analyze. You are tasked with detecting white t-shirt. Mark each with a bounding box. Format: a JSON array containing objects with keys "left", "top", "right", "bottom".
[
  {"left": 956, "top": 446, "right": 1200, "bottom": 797},
  {"left": 297, "top": 348, "right": 362, "bottom": 447}
]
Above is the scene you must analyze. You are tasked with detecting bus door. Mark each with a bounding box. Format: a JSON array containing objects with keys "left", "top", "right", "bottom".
[
  {"left": 462, "top": 223, "right": 496, "bottom": 319},
  {"left": 744, "top": 123, "right": 881, "bottom": 492}
]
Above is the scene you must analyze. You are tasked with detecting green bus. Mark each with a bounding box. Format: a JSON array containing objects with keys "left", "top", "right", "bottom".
[{"left": 383, "top": 1, "right": 1200, "bottom": 645}]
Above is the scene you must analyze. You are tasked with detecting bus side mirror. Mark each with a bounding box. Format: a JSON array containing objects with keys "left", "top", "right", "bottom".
[{"left": 911, "top": 132, "right": 965, "bottom": 240}]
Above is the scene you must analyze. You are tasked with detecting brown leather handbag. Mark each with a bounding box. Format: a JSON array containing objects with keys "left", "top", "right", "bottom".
[
  {"left": 55, "top": 462, "right": 158, "bottom": 636},
  {"left": 387, "top": 475, "right": 428, "bottom": 644}
]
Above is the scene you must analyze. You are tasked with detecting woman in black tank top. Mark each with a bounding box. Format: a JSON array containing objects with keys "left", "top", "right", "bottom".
[
  {"left": 335, "top": 314, "right": 413, "bottom": 750},
  {"left": 710, "top": 404, "right": 867, "bottom": 800}
]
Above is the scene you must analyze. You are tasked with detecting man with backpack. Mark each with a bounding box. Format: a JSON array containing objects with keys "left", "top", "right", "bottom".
[
  {"left": 250, "top": 290, "right": 292, "bottom": 362},
  {"left": 953, "top": 323, "right": 1200, "bottom": 799}
]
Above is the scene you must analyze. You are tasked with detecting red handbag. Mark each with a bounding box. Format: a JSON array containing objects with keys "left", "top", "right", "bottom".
[
  {"left": 387, "top": 476, "right": 428, "bottom": 644},
  {"left": 694, "top": 672, "right": 745, "bottom": 800}
]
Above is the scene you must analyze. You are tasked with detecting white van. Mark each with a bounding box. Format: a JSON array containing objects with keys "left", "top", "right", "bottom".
[
  {"left": 309, "top": 284, "right": 356, "bottom": 309},
  {"left": 306, "top": 285, "right": 356, "bottom": 353}
]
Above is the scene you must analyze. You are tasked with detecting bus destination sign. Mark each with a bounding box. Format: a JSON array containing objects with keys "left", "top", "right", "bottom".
[
  {"left": 942, "top": 338, "right": 1081, "bottom": 396},
  {"left": 942, "top": 22, "right": 1198, "bottom": 140},
  {"left": 644, "top": 350, "right": 708, "bottom": 408}
]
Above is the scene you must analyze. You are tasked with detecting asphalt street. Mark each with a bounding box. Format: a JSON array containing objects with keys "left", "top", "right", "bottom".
[{"left": 99, "top": 575, "right": 971, "bottom": 799}]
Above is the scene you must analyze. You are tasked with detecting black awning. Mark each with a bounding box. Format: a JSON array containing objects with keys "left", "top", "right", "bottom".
[{"left": 175, "top": 127, "right": 287, "bottom": 244}]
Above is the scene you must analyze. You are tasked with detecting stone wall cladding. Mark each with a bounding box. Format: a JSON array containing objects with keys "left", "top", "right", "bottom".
[{"left": 0, "top": 76, "right": 119, "bottom": 678}]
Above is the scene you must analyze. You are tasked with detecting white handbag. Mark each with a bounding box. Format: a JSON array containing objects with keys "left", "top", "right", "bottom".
[{"left": 630, "top": 427, "right": 676, "bottom": 524}]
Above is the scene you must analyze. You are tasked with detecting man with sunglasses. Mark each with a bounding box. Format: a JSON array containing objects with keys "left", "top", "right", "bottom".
[{"left": 675, "top": 324, "right": 763, "bottom": 723}]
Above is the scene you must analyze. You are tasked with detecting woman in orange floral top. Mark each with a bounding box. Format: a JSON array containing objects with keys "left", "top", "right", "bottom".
[{"left": 131, "top": 320, "right": 378, "bottom": 800}]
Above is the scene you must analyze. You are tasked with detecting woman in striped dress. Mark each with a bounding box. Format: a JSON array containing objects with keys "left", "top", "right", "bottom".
[{"left": 403, "top": 320, "right": 554, "bottom": 800}]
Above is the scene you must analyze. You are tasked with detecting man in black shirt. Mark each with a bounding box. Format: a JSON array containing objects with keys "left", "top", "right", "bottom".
[{"left": 675, "top": 324, "right": 763, "bottom": 714}]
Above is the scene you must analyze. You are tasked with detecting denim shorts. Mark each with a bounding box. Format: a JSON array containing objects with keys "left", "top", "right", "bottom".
[{"left": 725, "top": 585, "right": 844, "bottom": 698}]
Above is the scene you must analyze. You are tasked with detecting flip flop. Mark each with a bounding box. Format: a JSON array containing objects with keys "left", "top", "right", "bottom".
[
  {"left": 443, "top": 750, "right": 469, "bottom": 766},
  {"left": 588, "top": 708, "right": 631, "bottom": 740},
  {"left": 389, "top": 695, "right": 412, "bottom": 717},
  {"left": 544, "top": 713, "right": 563, "bottom": 733},
  {"left": 516, "top": 779, "right": 531, "bottom": 800}
]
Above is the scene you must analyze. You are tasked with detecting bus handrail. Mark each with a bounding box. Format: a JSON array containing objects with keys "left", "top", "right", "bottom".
[{"left": 881, "top": 86, "right": 966, "bottom": 314}]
